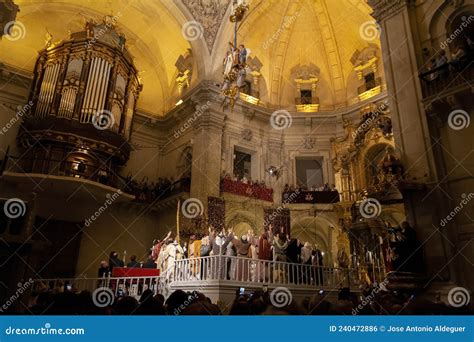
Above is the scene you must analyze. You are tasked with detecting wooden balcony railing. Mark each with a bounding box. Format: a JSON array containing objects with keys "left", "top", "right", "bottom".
[{"left": 3, "top": 155, "right": 121, "bottom": 188}]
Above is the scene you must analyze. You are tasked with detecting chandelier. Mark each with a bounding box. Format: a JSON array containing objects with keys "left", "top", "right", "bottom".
[{"left": 221, "top": 0, "right": 249, "bottom": 110}]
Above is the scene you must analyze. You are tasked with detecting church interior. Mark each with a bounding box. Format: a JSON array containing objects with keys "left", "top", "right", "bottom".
[{"left": 0, "top": 0, "right": 473, "bottom": 315}]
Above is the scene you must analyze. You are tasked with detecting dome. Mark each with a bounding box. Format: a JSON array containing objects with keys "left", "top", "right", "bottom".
[{"left": 1, "top": 0, "right": 382, "bottom": 115}]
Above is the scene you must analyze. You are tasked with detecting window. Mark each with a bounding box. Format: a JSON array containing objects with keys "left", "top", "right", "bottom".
[
  {"left": 295, "top": 157, "right": 324, "bottom": 190},
  {"left": 233, "top": 150, "right": 252, "bottom": 180},
  {"left": 242, "top": 80, "right": 252, "bottom": 95},
  {"left": 300, "top": 90, "right": 312, "bottom": 104},
  {"left": 364, "top": 72, "right": 376, "bottom": 90}
]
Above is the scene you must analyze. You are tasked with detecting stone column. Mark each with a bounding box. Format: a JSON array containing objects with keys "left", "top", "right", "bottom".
[
  {"left": 189, "top": 102, "right": 225, "bottom": 209},
  {"left": 368, "top": 0, "right": 451, "bottom": 281}
]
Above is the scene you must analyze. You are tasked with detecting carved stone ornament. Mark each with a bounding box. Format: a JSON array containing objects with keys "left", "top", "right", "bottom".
[
  {"left": 241, "top": 128, "right": 252, "bottom": 141},
  {"left": 182, "top": 0, "right": 231, "bottom": 53},
  {"left": 303, "top": 136, "right": 315, "bottom": 149}
]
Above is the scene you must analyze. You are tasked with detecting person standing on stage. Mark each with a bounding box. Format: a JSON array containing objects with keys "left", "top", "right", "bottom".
[
  {"left": 109, "top": 251, "right": 124, "bottom": 274},
  {"left": 300, "top": 242, "right": 313, "bottom": 284},
  {"left": 127, "top": 255, "right": 140, "bottom": 268},
  {"left": 151, "top": 231, "right": 172, "bottom": 261},
  {"left": 258, "top": 226, "right": 272, "bottom": 281},
  {"left": 272, "top": 232, "right": 289, "bottom": 283},
  {"left": 232, "top": 234, "right": 252, "bottom": 281},
  {"left": 209, "top": 227, "right": 234, "bottom": 279},
  {"left": 188, "top": 233, "right": 201, "bottom": 279}
]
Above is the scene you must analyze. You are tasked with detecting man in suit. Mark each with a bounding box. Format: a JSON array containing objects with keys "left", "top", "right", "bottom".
[
  {"left": 143, "top": 252, "right": 157, "bottom": 269},
  {"left": 127, "top": 255, "right": 140, "bottom": 268},
  {"left": 109, "top": 251, "right": 124, "bottom": 273}
]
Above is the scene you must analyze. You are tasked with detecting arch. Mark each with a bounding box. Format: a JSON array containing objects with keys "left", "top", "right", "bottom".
[
  {"left": 429, "top": 2, "right": 474, "bottom": 52},
  {"left": 226, "top": 211, "right": 257, "bottom": 236},
  {"left": 363, "top": 143, "right": 393, "bottom": 185},
  {"left": 176, "top": 145, "right": 193, "bottom": 178}
]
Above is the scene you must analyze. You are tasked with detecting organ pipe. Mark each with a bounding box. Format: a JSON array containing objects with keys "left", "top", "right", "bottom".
[{"left": 28, "top": 18, "right": 141, "bottom": 136}]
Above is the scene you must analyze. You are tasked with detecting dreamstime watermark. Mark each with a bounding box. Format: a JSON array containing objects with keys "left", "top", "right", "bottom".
[
  {"left": 92, "top": 287, "right": 115, "bottom": 307},
  {"left": 182, "top": 21, "right": 204, "bottom": 41},
  {"left": 3, "top": 198, "right": 26, "bottom": 219},
  {"left": 92, "top": 110, "right": 115, "bottom": 130},
  {"left": 0, "top": 101, "right": 34, "bottom": 136},
  {"left": 5, "top": 323, "right": 85, "bottom": 336},
  {"left": 262, "top": 12, "right": 299, "bottom": 49},
  {"left": 3, "top": 21, "right": 26, "bottom": 41},
  {"left": 440, "top": 193, "right": 474, "bottom": 227},
  {"left": 84, "top": 190, "right": 122, "bottom": 227},
  {"left": 440, "top": 15, "right": 474, "bottom": 49},
  {"left": 447, "top": 287, "right": 470, "bottom": 308},
  {"left": 359, "top": 20, "right": 381, "bottom": 41},
  {"left": 270, "top": 109, "right": 292, "bottom": 130},
  {"left": 359, "top": 197, "right": 382, "bottom": 219},
  {"left": 352, "top": 278, "right": 389, "bottom": 315},
  {"left": 448, "top": 109, "right": 470, "bottom": 130},
  {"left": 173, "top": 101, "right": 211, "bottom": 139},
  {"left": 85, "top": 12, "right": 122, "bottom": 49},
  {"left": 351, "top": 103, "right": 388, "bottom": 139},
  {"left": 0, "top": 278, "right": 33, "bottom": 313},
  {"left": 270, "top": 287, "right": 292, "bottom": 308},
  {"left": 173, "top": 291, "right": 199, "bottom": 315},
  {"left": 181, "top": 198, "right": 204, "bottom": 219}
]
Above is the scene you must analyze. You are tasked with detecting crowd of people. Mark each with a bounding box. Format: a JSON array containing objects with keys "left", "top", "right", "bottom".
[
  {"left": 122, "top": 175, "right": 191, "bottom": 202},
  {"left": 422, "top": 35, "right": 473, "bottom": 82},
  {"left": 100, "top": 225, "right": 326, "bottom": 286},
  {"left": 283, "top": 183, "right": 337, "bottom": 193},
  {"left": 221, "top": 172, "right": 269, "bottom": 188},
  {"left": 15, "top": 284, "right": 472, "bottom": 315},
  {"left": 220, "top": 173, "right": 273, "bottom": 201}
]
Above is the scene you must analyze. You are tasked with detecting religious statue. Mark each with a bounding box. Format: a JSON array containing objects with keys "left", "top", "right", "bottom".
[{"left": 45, "top": 30, "right": 53, "bottom": 48}]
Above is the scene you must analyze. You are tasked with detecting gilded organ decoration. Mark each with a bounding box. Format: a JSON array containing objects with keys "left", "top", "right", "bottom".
[
  {"left": 15, "top": 17, "right": 143, "bottom": 187},
  {"left": 28, "top": 17, "right": 141, "bottom": 137}
]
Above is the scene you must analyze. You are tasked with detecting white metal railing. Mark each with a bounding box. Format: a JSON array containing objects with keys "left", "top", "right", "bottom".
[
  {"left": 31, "top": 275, "right": 167, "bottom": 299},
  {"left": 170, "top": 256, "right": 385, "bottom": 289}
]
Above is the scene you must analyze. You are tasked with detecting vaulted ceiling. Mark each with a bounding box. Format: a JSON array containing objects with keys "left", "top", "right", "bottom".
[{"left": 0, "top": 0, "right": 380, "bottom": 116}]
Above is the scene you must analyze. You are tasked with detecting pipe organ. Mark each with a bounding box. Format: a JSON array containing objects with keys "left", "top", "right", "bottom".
[
  {"left": 29, "top": 18, "right": 141, "bottom": 138},
  {"left": 17, "top": 17, "right": 142, "bottom": 187}
]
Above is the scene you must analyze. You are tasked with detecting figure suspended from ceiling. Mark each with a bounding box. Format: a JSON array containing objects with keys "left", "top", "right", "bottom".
[{"left": 221, "top": 1, "right": 249, "bottom": 110}]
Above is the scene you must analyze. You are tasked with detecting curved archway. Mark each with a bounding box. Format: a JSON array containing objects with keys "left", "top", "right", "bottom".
[
  {"left": 429, "top": 3, "right": 474, "bottom": 52},
  {"left": 226, "top": 211, "right": 257, "bottom": 236}
]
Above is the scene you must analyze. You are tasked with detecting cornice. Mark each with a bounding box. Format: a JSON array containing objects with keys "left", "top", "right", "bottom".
[{"left": 368, "top": 0, "right": 415, "bottom": 22}]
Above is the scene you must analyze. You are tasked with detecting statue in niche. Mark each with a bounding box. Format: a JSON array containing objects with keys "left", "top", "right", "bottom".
[{"left": 389, "top": 221, "right": 424, "bottom": 274}]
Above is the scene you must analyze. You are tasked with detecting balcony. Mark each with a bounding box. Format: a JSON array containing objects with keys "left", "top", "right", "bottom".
[
  {"left": 221, "top": 178, "right": 273, "bottom": 202},
  {"left": 419, "top": 59, "right": 473, "bottom": 99},
  {"left": 127, "top": 177, "right": 191, "bottom": 209},
  {"left": 3, "top": 155, "right": 122, "bottom": 188},
  {"left": 295, "top": 96, "right": 320, "bottom": 112},
  {"left": 1, "top": 155, "right": 134, "bottom": 220},
  {"left": 28, "top": 256, "right": 385, "bottom": 312},
  {"left": 358, "top": 77, "right": 382, "bottom": 101}
]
